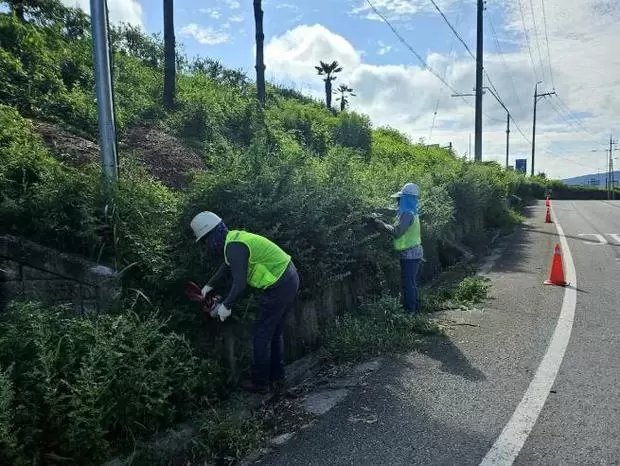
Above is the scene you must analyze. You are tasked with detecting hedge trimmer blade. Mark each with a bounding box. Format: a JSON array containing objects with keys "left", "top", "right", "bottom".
[
  {"left": 185, "top": 281, "right": 221, "bottom": 316},
  {"left": 185, "top": 281, "right": 204, "bottom": 302}
]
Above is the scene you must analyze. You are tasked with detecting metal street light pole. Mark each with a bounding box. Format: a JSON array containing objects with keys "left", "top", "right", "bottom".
[{"left": 90, "top": 0, "right": 118, "bottom": 194}]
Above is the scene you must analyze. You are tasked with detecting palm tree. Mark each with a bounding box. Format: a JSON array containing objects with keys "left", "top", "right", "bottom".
[
  {"left": 335, "top": 84, "right": 356, "bottom": 111},
  {"left": 253, "top": 0, "right": 266, "bottom": 105},
  {"left": 163, "top": 0, "right": 176, "bottom": 108},
  {"left": 315, "top": 60, "right": 342, "bottom": 109}
]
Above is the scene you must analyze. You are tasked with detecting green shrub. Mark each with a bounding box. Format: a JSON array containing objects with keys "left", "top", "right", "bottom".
[
  {"left": 323, "top": 295, "right": 441, "bottom": 363},
  {"left": 178, "top": 140, "right": 384, "bottom": 296},
  {"left": 454, "top": 276, "right": 491, "bottom": 304},
  {"left": 332, "top": 111, "right": 372, "bottom": 157},
  {"left": 0, "top": 364, "right": 18, "bottom": 465},
  {"left": 0, "top": 301, "right": 215, "bottom": 464},
  {"left": 0, "top": 104, "right": 103, "bottom": 255}
]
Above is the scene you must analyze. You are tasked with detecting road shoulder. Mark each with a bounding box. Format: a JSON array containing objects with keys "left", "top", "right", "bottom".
[{"left": 256, "top": 202, "right": 566, "bottom": 465}]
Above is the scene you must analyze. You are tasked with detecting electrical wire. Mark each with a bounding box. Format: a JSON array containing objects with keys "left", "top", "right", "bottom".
[
  {"left": 364, "top": 0, "right": 463, "bottom": 96},
  {"left": 517, "top": 0, "right": 539, "bottom": 80},
  {"left": 365, "top": 0, "right": 503, "bottom": 126},
  {"left": 540, "top": 0, "right": 556, "bottom": 90},
  {"left": 428, "top": 0, "right": 475, "bottom": 60},
  {"left": 428, "top": 11, "right": 464, "bottom": 143},
  {"left": 554, "top": 94, "right": 590, "bottom": 133},
  {"left": 528, "top": 0, "right": 547, "bottom": 83},
  {"left": 487, "top": 14, "right": 526, "bottom": 117}
]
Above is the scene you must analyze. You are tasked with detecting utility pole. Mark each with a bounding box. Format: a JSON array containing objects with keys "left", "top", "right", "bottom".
[
  {"left": 609, "top": 136, "right": 617, "bottom": 200},
  {"left": 452, "top": 86, "right": 510, "bottom": 167},
  {"left": 505, "top": 111, "right": 510, "bottom": 169},
  {"left": 474, "top": 0, "right": 484, "bottom": 162},
  {"left": 531, "top": 81, "right": 555, "bottom": 176},
  {"left": 90, "top": 0, "right": 118, "bottom": 192}
]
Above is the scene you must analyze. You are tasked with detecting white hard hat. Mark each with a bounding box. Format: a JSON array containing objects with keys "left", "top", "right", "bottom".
[
  {"left": 190, "top": 211, "right": 222, "bottom": 243},
  {"left": 391, "top": 183, "right": 419, "bottom": 198}
]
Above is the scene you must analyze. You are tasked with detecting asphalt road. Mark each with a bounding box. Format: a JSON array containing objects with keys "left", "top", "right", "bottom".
[
  {"left": 516, "top": 201, "right": 620, "bottom": 465},
  {"left": 258, "top": 201, "right": 620, "bottom": 466}
]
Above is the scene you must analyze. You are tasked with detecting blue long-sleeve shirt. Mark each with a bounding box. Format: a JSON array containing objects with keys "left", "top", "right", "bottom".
[
  {"left": 379, "top": 211, "right": 424, "bottom": 260},
  {"left": 206, "top": 242, "right": 250, "bottom": 308}
]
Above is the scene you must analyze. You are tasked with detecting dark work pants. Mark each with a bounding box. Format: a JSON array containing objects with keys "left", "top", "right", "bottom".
[
  {"left": 251, "top": 263, "right": 300, "bottom": 388},
  {"left": 400, "top": 258, "right": 421, "bottom": 314}
]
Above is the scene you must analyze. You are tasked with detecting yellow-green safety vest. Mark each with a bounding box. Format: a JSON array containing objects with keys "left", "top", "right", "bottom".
[
  {"left": 224, "top": 230, "right": 292, "bottom": 289},
  {"left": 393, "top": 215, "right": 422, "bottom": 251}
]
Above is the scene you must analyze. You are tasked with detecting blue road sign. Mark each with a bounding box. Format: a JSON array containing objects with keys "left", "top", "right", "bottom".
[{"left": 515, "top": 159, "right": 527, "bottom": 174}]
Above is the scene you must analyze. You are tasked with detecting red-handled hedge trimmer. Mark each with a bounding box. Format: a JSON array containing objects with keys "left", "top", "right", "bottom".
[{"left": 184, "top": 281, "right": 221, "bottom": 317}]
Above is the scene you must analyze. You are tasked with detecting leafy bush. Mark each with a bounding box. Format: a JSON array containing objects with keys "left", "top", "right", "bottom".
[
  {"left": 177, "top": 140, "right": 383, "bottom": 296},
  {"left": 0, "top": 364, "right": 17, "bottom": 464},
  {"left": 323, "top": 295, "right": 441, "bottom": 363},
  {"left": 0, "top": 301, "right": 215, "bottom": 464},
  {"left": 454, "top": 276, "right": 491, "bottom": 304},
  {"left": 0, "top": 104, "right": 103, "bottom": 254}
]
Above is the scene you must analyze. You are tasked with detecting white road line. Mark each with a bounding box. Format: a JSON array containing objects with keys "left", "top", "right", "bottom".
[
  {"left": 577, "top": 233, "right": 607, "bottom": 245},
  {"left": 479, "top": 206, "right": 578, "bottom": 466}
]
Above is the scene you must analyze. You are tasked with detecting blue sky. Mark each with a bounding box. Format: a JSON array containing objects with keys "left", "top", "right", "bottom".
[{"left": 61, "top": 0, "right": 620, "bottom": 179}]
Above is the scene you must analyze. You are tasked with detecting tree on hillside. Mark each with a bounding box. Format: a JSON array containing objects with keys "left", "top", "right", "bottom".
[
  {"left": 163, "top": 0, "right": 176, "bottom": 108},
  {"left": 315, "top": 60, "right": 342, "bottom": 110},
  {"left": 253, "top": 0, "right": 266, "bottom": 105},
  {"left": 335, "top": 84, "right": 356, "bottom": 111},
  {"left": 5, "top": 0, "right": 65, "bottom": 23}
]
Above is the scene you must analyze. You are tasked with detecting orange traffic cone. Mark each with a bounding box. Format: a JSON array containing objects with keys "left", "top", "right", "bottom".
[
  {"left": 544, "top": 244, "right": 568, "bottom": 286},
  {"left": 545, "top": 195, "right": 551, "bottom": 207},
  {"left": 545, "top": 207, "right": 552, "bottom": 223}
]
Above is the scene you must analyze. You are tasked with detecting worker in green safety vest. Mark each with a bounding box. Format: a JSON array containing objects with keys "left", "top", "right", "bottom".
[
  {"left": 373, "top": 183, "right": 424, "bottom": 314},
  {"left": 190, "top": 211, "right": 299, "bottom": 394}
]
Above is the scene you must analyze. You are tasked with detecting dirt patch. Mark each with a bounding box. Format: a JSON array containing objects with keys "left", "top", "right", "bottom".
[
  {"left": 33, "top": 121, "right": 99, "bottom": 166},
  {"left": 32, "top": 120, "right": 205, "bottom": 190},
  {"left": 122, "top": 125, "right": 205, "bottom": 190}
]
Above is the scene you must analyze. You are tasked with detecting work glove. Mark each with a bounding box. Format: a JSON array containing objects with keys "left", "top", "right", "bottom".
[
  {"left": 201, "top": 284, "right": 213, "bottom": 298},
  {"left": 212, "top": 303, "right": 232, "bottom": 322}
]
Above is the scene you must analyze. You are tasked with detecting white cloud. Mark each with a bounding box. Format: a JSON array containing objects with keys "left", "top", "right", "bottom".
[
  {"left": 199, "top": 7, "right": 222, "bottom": 19},
  {"left": 229, "top": 14, "right": 245, "bottom": 23},
  {"left": 223, "top": 0, "right": 241, "bottom": 9},
  {"left": 263, "top": 8, "right": 620, "bottom": 179},
  {"left": 61, "top": 0, "right": 144, "bottom": 28},
  {"left": 377, "top": 40, "right": 392, "bottom": 56},
  {"left": 350, "top": 0, "right": 459, "bottom": 21},
  {"left": 181, "top": 24, "right": 230, "bottom": 45}
]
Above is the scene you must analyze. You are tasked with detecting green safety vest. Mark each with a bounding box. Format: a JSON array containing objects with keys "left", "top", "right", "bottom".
[
  {"left": 393, "top": 215, "right": 422, "bottom": 251},
  {"left": 224, "top": 230, "right": 292, "bottom": 289}
]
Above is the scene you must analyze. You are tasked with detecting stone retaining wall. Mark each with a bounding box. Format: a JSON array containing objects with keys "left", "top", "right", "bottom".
[{"left": 0, "top": 235, "right": 119, "bottom": 314}]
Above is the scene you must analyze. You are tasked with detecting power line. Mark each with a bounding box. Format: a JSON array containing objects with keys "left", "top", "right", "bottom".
[
  {"left": 554, "top": 94, "right": 590, "bottom": 133},
  {"left": 528, "top": 0, "right": 547, "bottom": 83},
  {"left": 365, "top": 0, "right": 502, "bottom": 126},
  {"left": 428, "top": 0, "right": 475, "bottom": 60},
  {"left": 487, "top": 15, "right": 526, "bottom": 118},
  {"left": 429, "top": 12, "right": 464, "bottom": 143},
  {"left": 364, "top": 0, "right": 463, "bottom": 97},
  {"left": 540, "top": 0, "right": 556, "bottom": 90},
  {"left": 517, "top": 0, "right": 539, "bottom": 79}
]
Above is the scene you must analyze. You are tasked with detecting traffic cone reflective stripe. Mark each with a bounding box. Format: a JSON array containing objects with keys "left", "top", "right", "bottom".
[
  {"left": 544, "top": 243, "right": 568, "bottom": 286},
  {"left": 545, "top": 195, "right": 551, "bottom": 207},
  {"left": 545, "top": 207, "right": 552, "bottom": 223}
]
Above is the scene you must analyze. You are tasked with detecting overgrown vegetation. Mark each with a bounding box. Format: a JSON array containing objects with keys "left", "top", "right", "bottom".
[
  {"left": 0, "top": 302, "right": 219, "bottom": 465},
  {"left": 0, "top": 1, "right": 566, "bottom": 463},
  {"left": 323, "top": 295, "right": 442, "bottom": 363},
  {"left": 323, "top": 275, "right": 492, "bottom": 363}
]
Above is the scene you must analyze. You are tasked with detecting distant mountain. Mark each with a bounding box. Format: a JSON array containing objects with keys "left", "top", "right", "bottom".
[{"left": 563, "top": 171, "right": 620, "bottom": 188}]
